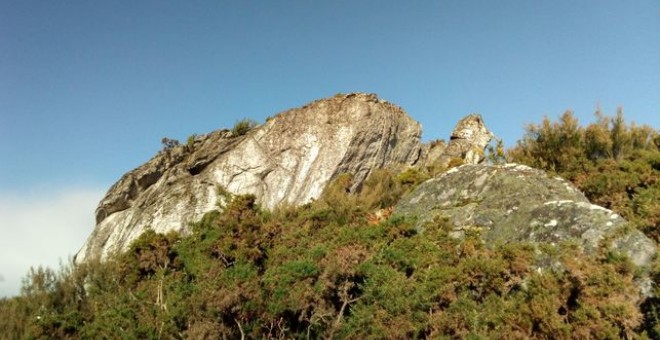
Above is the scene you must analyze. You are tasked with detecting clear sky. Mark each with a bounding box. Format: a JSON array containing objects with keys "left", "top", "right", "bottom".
[{"left": 0, "top": 1, "right": 658, "bottom": 296}]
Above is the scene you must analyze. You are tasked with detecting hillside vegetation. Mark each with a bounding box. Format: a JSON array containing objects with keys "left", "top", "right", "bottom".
[{"left": 0, "top": 111, "right": 658, "bottom": 339}]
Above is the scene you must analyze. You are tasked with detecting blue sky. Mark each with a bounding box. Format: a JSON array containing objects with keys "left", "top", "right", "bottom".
[{"left": 0, "top": 1, "right": 658, "bottom": 296}]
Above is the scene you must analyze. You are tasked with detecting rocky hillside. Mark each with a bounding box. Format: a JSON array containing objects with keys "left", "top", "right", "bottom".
[
  {"left": 4, "top": 96, "right": 658, "bottom": 339},
  {"left": 77, "top": 93, "right": 494, "bottom": 263}
]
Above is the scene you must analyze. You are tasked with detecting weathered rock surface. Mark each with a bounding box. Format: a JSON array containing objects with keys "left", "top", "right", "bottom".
[
  {"left": 433, "top": 114, "right": 493, "bottom": 168},
  {"left": 76, "top": 93, "right": 424, "bottom": 262},
  {"left": 396, "top": 163, "right": 656, "bottom": 267}
]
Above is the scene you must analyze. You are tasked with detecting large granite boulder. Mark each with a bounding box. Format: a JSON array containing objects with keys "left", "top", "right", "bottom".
[
  {"left": 396, "top": 163, "right": 656, "bottom": 267},
  {"left": 76, "top": 93, "right": 424, "bottom": 262}
]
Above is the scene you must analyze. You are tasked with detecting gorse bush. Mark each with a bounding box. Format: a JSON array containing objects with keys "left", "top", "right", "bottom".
[
  {"left": 2, "top": 189, "right": 657, "bottom": 338},
  {"left": 509, "top": 109, "right": 657, "bottom": 172}
]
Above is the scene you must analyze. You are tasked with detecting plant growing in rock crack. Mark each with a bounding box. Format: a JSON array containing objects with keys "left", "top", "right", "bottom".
[{"left": 231, "top": 118, "right": 258, "bottom": 137}]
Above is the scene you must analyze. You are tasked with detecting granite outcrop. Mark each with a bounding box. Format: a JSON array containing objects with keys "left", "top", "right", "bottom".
[{"left": 76, "top": 93, "right": 433, "bottom": 262}]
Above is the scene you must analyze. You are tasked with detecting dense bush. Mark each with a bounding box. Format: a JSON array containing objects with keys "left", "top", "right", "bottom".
[{"left": 1, "top": 187, "right": 656, "bottom": 338}]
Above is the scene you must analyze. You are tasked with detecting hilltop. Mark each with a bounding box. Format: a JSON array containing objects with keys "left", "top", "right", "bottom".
[{"left": 1, "top": 95, "right": 658, "bottom": 338}]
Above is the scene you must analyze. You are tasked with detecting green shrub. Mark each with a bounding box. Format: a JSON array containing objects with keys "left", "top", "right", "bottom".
[
  {"left": 186, "top": 134, "right": 197, "bottom": 149},
  {"left": 231, "top": 118, "right": 258, "bottom": 136}
]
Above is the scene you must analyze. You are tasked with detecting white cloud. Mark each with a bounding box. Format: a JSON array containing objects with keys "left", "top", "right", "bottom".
[{"left": 0, "top": 187, "right": 104, "bottom": 298}]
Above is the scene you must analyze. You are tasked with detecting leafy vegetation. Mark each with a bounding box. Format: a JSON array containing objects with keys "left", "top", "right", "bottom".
[
  {"left": 186, "top": 134, "right": 198, "bottom": 150},
  {"left": 1, "top": 186, "right": 657, "bottom": 338},
  {"left": 1, "top": 111, "right": 657, "bottom": 338}
]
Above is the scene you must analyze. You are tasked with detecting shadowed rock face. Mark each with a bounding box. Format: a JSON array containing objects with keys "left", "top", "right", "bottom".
[
  {"left": 76, "top": 93, "right": 424, "bottom": 262},
  {"left": 395, "top": 163, "right": 656, "bottom": 267}
]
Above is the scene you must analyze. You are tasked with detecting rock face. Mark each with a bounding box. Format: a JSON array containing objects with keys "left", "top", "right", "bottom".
[
  {"left": 434, "top": 114, "right": 493, "bottom": 167},
  {"left": 396, "top": 163, "right": 656, "bottom": 267},
  {"left": 76, "top": 93, "right": 424, "bottom": 262}
]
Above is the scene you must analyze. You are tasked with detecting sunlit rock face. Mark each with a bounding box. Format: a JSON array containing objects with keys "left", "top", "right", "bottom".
[
  {"left": 396, "top": 163, "right": 656, "bottom": 268},
  {"left": 75, "top": 93, "right": 424, "bottom": 262},
  {"left": 439, "top": 113, "right": 494, "bottom": 166},
  {"left": 417, "top": 113, "right": 494, "bottom": 170}
]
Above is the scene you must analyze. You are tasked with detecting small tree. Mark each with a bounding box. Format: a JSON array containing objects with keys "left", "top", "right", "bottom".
[
  {"left": 160, "top": 137, "right": 180, "bottom": 150},
  {"left": 610, "top": 108, "right": 631, "bottom": 160},
  {"left": 486, "top": 138, "right": 507, "bottom": 165}
]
